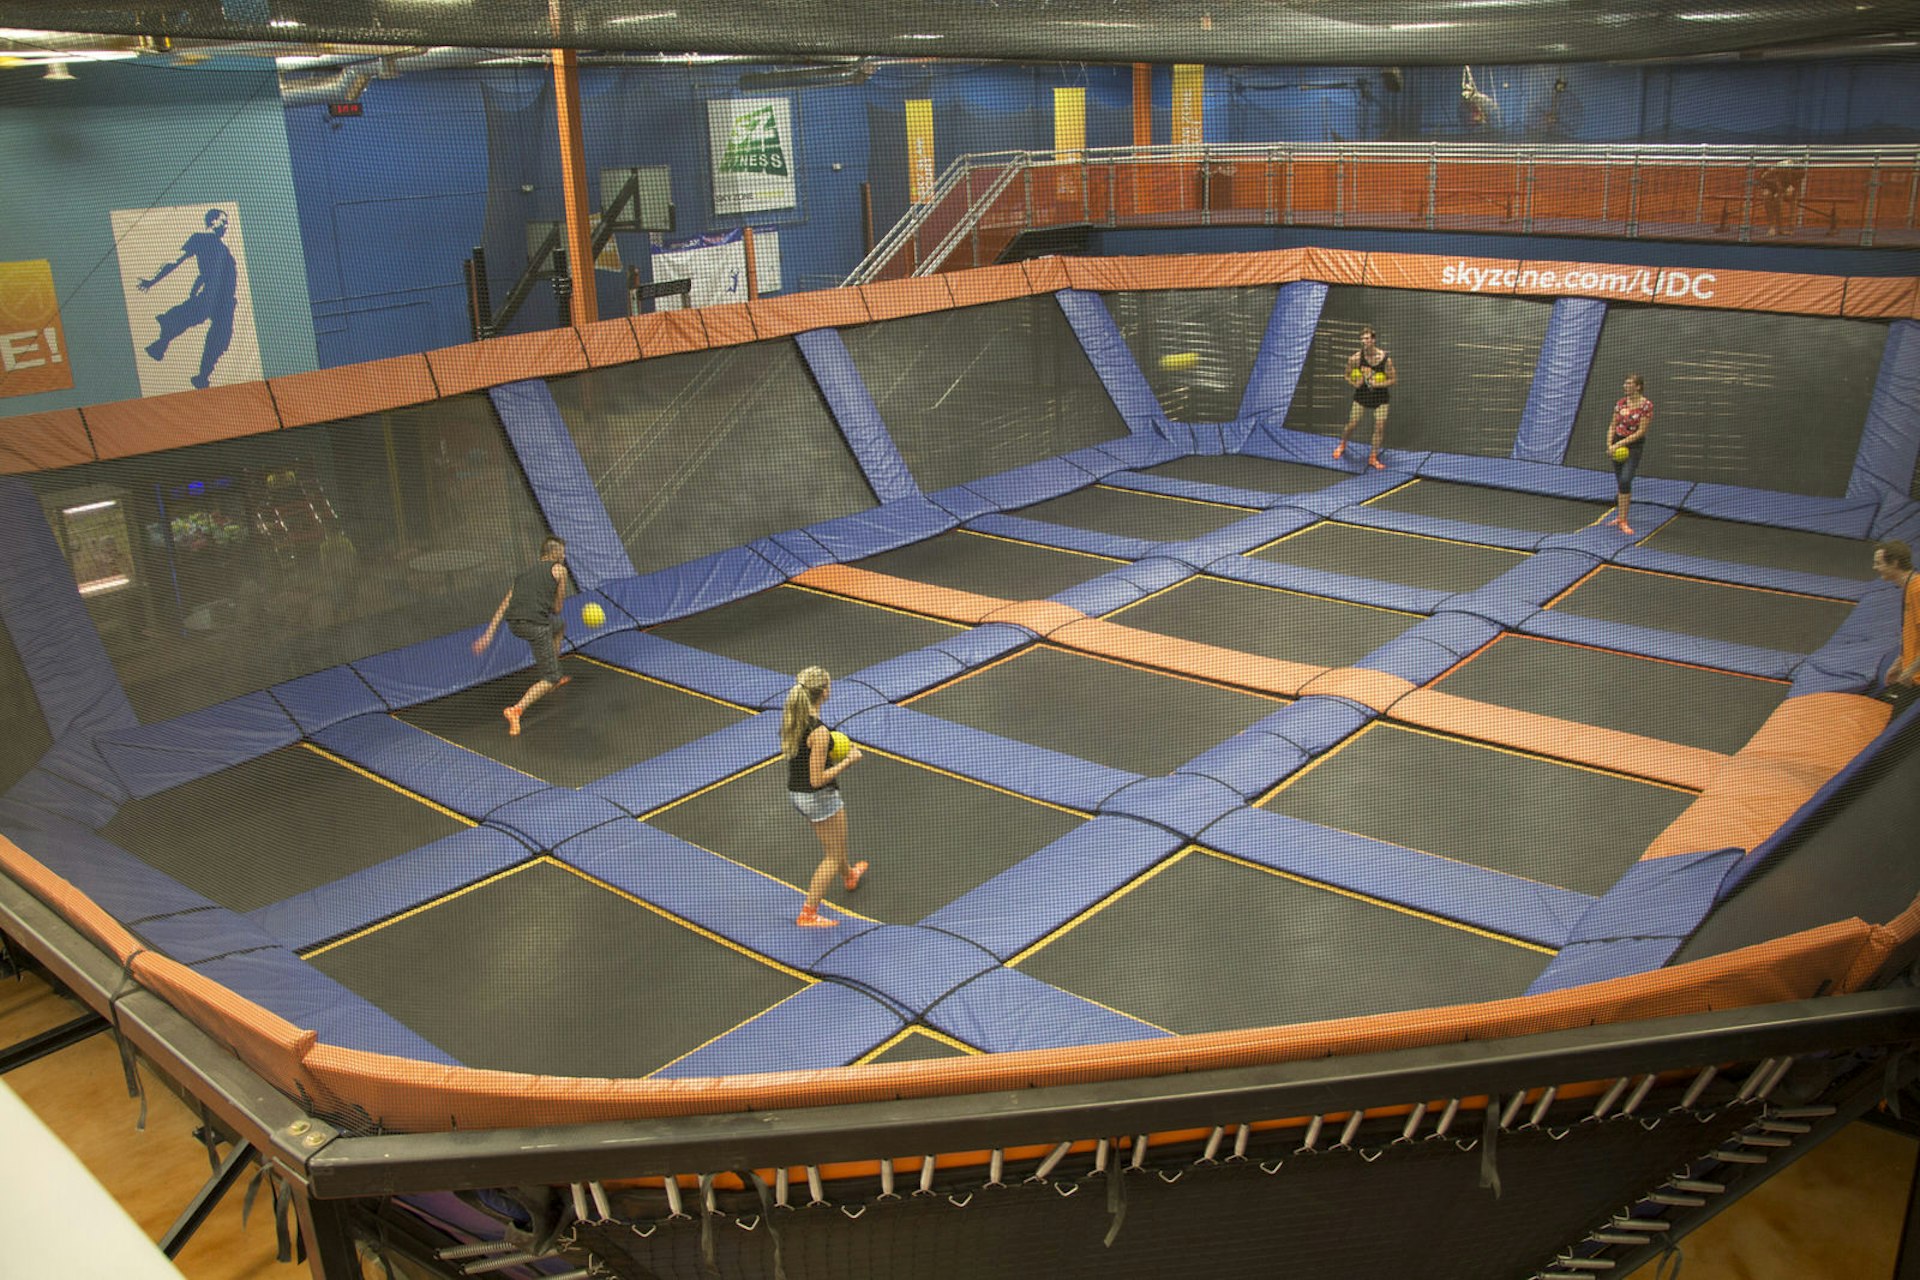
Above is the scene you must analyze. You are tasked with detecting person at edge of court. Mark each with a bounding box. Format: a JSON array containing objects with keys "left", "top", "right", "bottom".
[
  {"left": 1759, "top": 159, "right": 1805, "bottom": 237},
  {"left": 1872, "top": 540, "right": 1919, "bottom": 714},
  {"left": 472, "top": 535, "right": 573, "bottom": 736},
  {"left": 1333, "top": 326, "right": 1395, "bottom": 472},
  {"left": 1605, "top": 373, "right": 1653, "bottom": 537},
  {"left": 782, "top": 666, "right": 868, "bottom": 928}
]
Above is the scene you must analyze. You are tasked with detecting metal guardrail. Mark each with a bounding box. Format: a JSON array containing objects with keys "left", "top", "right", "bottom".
[{"left": 845, "top": 141, "right": 1920, "bottom": 284}]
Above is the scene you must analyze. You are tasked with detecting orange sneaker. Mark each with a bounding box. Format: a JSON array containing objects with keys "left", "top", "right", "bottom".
[
  {"left": 503, "top": 706, "right": 522, "bottom": 736},
  {"left": 1331, "top": 442, "right": 1347, "bottom": 460},
  {"left": 1367, "top": 453, "right": 1386, "bottom": 471},
  {"left": 795, "top": 908, "right": 838, "bottom": 928},
  {"left": 843, "top": 860, "right": 869, "bottom": 892}
]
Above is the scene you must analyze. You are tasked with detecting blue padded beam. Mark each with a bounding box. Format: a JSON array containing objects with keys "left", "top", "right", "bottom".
[
  {"left": 487, "top": 380, "right": 633, "bottom": 589},
  {"left": 1056, "top": 290, "right": 1165, "bottom": 436},
  {"left": 0, "top": 478, "right": 136, "bottom": 744},
  {"left": 1241, "top": 281, "right": 1328, "bottom": 430},
  {"left": 928, "top": 966, "right": 1169, "bottom": 1054},
  {"left": 1513, "top": 298, "right": 1606, "bottom": 465},
  {"left": 655, "top": 983, "right": 908, "bottom": 1078},
  {"left": 1524, "top": 849, "right": 1745, "bottom": 993},
  {"left": 1847, "top": 320, "right": 1920, "bottom": 505},
  {"left": 795, "top": 329, "right": 918, "bottom": 503},
  {"left": 96, "top": 692, "right": 300, "bottom": 799}
]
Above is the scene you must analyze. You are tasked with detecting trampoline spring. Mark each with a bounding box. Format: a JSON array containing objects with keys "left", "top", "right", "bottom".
[
  {"left": 1334, "top": 1111, "right": 1365, "bottom": 1149},
  {"left": 1644, "top": 1191, "right": 1706, "bottom": 1208},
  {"left": 1586, "top": 1232, "right": 1651, "bottom": 1246},
  {"left": 1358, "top": 1146, "right": 1385, "bottom": 1163},
  {"left": 1155, "top": 1168, "right": 1184, "bottom": 1184},
  {"left": 1197, "top": 1126, "right": 1226, "bottom": 1166},
  {"left": 1767, "top": 1105, "right": 1837, "bottom": 1120},
  {"left": 918, "top": 1156, "right": 938, "bottom": 1196},
  {"left": 1527, "top": 1087, "right": 1559, "bottom": 1128},
  {"left": 589, "top": 1181, "right": 612, "bottom": 1222},
  {"left": 568, "top": 1184, "right": 591, "bottom": 1222},
  {"left": 1756, "top": 1118, "right": 1814, "bottom": 1135},
  {"left": 1552, "top": 1256, "right": 1618, "bottom": 1271},
  {"left": 461, "top": 1252, "right": 538, "bottom": 1274},
  {"left": 775, "top": 1168, "right": 791, "bottom": 1208},
  {"left": 1589, "top": 1077, "right": 1632, "bottom": 1122},
  {"left": 1500, "top": 1091, "right": 1529, "bottom": 1129},
  {"left": 1734, "top": 1057, "right": 1778, "bottom": 1102},
  {"left": 1668, "top": 1178, "right": 1726, "bottom": 1194},
  {"left": 1259, "top": 1158, "right": 1286, "bottom": 1174},
  {"left": 1297, "top": 1115, "right": 1324, "bottom": 1153},
  {"left": 806, "top": 1166, "right": 828, "bottom": 1207},
  {"left": 1054, "top": 1181, "right": 1081, "bottom": 1197},
  {"left": 839, "top": 1204, "right": 867, "bottom": 1220},
  {"left": 947, "top": 1193, "right": 974, "bottom": 1208},
  {"left": 1755, "top": 1055, "right": 1796, "bottom": 1101},
  {"left": 1093, "top": 1140, "right": 1111, "bottom": 1175},
  {"left": 986, "top": 1149, "right": 1005, "bottom": 1189},
  {"left": 701, "top": 1175, "right": 717, "bottom": 1215},
  {"left": 1397, "top": 1103, "right": 1428, "bottom": 1143},
  {"left": 1677, "top": 1065, "right": 1718, "bottom": 1111},
  {"left": 1733, "top": 1132, "right": 1794, "bottom": 1148},
  {"left": 1130, "top": 1134, "right": 1150, "bottom": 1170},
  {"left": 880, "top": 1158, "right": 895, "bottom": 1199},
  {"left": 1609, "top": 1216, "right": 1671, "bottom": 1232},
  {"left": 1710, "top": 1148, "right": 1769, "bottom": 1164},
  {"left": 438, "top": 1242, "right": 519, "bottom": 1261},
  {"left": 1230, "top": 1126, "right": 1252, "bottom": 1163},
  {"left": 1621, "top": 1075, "right": 1657, "bottom": 1117},
  {"left": 734, "top": 1215, "right": 761, "bottom": 1232},
  {"left": 630, "top": 1224, "right": 658, "bottom": 1239},
  {"left": 1031, "top": 1141, "right": 1075, "bottom": 1182},
  {"left": 663, "top": 1178, "right": 687, "bottom": 1220},
  {"left": 1432, "top": 1099, "right": 1462, "bottom": 1140}
]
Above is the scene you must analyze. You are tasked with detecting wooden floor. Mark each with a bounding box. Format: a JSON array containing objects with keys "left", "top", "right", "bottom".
[{"left": 2, "top": 966, "right": 1914, "bottom": 1279}]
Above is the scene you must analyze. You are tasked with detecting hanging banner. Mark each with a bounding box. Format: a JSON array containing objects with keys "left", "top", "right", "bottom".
[
  {"left": 111, "top": 202, "right": 262, "bottom": 396},
  {"left": 652, "top": 228, "right": 782, "bottom": 308},
  {"left": 1173, "top": 65, "right": 1205, "bottom": 148},
  {"left": 905, "top": 99, "right": 937, "bottom": 204},
  {"left": 1053, "top": 86, "right": 1087, "bottom": 199},
  {"left": 0, "top": 259, "right": 72, "bottom": 399},
  {"left": 708, "top": 97, "right": 798, "bottom": 216}
]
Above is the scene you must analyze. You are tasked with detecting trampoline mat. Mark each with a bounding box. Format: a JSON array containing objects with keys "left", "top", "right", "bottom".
[
  {"left": 305, "top": 859, "right": 806, "bottom": 1079},
  {"left": 1432, "top": 635, "right": 1791, "bottom": 755},
  {"left": 1249, "top": 523, "right": 1530, "bottom": 594},
  {"left": 1259, "top": 724, "right": 1696, "bottom": 896},
  {"left": 1106, "top": 575, "right": 1418, "bottom": 669},
  {"left": 1138, "top": 455, "right": 1346, "bottom": 496},
  {"left": 645, "top": 755, "right": 1086, "bottom": 925},
  {"left": 1364, "top": 480, "right": 1610, "bottom": 533},
  {"left": 99, "top": 746, "right": 469, "bottom": 915},
  {"left": 1015, "top": 850, "right": 1551, "bottom": 1034},
  {"left": 1639, "top": 514, "right": 1877, "bottom": 582},
  {"left": 864, "top": 1030, "right": 973, "bottom": 1063},
  {"left": 646, "top": 586, "right": 963, "bottom": 677},
  {"left": 395, "top": 656, "right": 750, "bottom": 789},
  {"left": 851, "top": 530, "right": 1120, "bottom": 600},
  {"left": 1548, "top": 567, "right": 1853, "bottom": 654},
  {"left": 1006, "top": 485, "right": 1255, "bottom": 542},
  {"left": 906, "top": 646, "right": 1286, "bottom": 777}
]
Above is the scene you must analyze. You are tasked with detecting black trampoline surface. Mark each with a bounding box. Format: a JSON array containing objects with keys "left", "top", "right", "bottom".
[
  {"left": 1259, "top": 725, "right": 1696, "bottom": 896},
  {"left": 1014, "top": 849, "right": 1552, "bottom": 1034},
  {"left": 305, "top": 858, "right": 807, "bottom": 1078},
  {"left": 1548, "top": 567, "right": 1854, "bottom": 654},
  {"left": 852, "top": 530, "right": 1119, "bottom": 600},
  {"left": 864, "top": 1030, "right": 973, "bottom": 1063},
  {"left": 906, "top": 646, "right": 1286, "bottom": 777},
  {"left": 646, "top": 585, "right": 963, "bottom": 676},
  {"left": 99, "top": 746, "right": 469, "bottom": 915},
  {"left": 397, "top": 655, "right": 749, "bottom": 788},
  {"left": 1639, "top": 514, "right": 1876, "bottom": 582},
  {"left": 1007, "top": 484, "right": 1255, "bottom": 542},
  {"left": 1432, "top": 635, "right": 1791, "bottom": 754},
  {"left": 1249, "top": 523, "right": 1530, "bottom": 594},
  {"left": 1106, "top": 575, "right": 1418, "bottom": 669},
  {"left": 1138, "top": 454, "right": 1346, "bottom": 496},
  {"left": 1673, "top": 714, "right": 1920, "bottom": 965},
  {"left": 1364, "top": 479, "right": 1611, "bottom": 533},
  {"left": 645, "top": 755, "right": 1087, "bottom": 925}
]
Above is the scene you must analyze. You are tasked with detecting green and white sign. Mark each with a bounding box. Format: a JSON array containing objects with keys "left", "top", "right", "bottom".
[{"left": 708, "top": 97, "right": 797, "bottom": 215}]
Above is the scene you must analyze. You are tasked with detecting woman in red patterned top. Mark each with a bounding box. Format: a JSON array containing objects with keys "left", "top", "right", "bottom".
[{"left": 1605, "top": 373, "right": 1652, "bottom": 536}]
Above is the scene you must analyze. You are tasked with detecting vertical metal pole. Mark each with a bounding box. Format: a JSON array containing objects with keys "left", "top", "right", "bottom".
[
  {"left": 1201, "top": 145, "right": 1212, "bottom": 226},
  {"left": 1693, "top": 150, "right": 1707, "bottom": 229},
  {"left": 1425, "top": 147, "right": 1438, "bottom": 231},
  {"left": 1283, "top": 149, "right": 1295, "bottom": 226},
  {"left": 1335, "top": 150, "right": 1346, "bottom": 228},
  {"left": 1265, "top": 148, "right": 1277, "bottom": 226},
  {"left": 1739, "top": 156, "right": 1758, "bottom": 243},
  {"left": 742, "top": 226, "right": 759, "bottom": 301},
  {"left": 288, "top": 1187, "right": 364, "bottom": 1280},
  {"left": 1627, "top": 154, "right": 1642, "bottom": 238},
  {"left": 1863, "top": 153, "right": 1882, "bottom": 247},
  {"left": 550, "top": 48, "right": 598, "bottom": 327},
  {"left": 470, "top": 247, "right": 493, "bottom": 340}
]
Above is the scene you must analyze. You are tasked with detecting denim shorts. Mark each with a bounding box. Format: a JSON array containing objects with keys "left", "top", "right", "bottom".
[
  {"left": 1611, "top": 443, "right": 1642, "bottom": 493},
  {"left": 789, "top": 788, "right": 844, "bottom": 823},
  {"left": 508, "top": 617, "right": 563, "bottom": 684}
]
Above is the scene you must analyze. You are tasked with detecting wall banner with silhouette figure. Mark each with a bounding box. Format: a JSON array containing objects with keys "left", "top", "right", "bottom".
[{"left": 110, "top": 202, "right": 263, "bottom": 397}]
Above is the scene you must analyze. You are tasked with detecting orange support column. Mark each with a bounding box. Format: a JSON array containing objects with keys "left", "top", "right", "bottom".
[
  {"left": 1133, "top": 64, "right": 1153, "bottom": 147},
  {"left": 551, "top": 48, "right": 598, "bottom": 328}
]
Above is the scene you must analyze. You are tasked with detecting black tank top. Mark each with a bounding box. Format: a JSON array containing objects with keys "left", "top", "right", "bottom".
[
  {"left": 787, "top": 716, "right": 834, "bottom": 793},
  {"left": 506, "top": 559, "right": 564, "bottom": 625}
]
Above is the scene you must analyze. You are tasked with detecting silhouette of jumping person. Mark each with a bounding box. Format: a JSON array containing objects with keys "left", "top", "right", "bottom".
[{"left": 138, "top": 208, "right": 237, "bottom": 390}]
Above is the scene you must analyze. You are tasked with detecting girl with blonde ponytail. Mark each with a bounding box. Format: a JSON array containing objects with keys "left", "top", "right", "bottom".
[{"left": 782, "top": 666, "right": 867, "bottom": 927}]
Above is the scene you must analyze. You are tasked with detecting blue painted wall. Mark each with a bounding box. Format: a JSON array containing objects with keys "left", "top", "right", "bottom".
[{"left": 0, "top": 60, "right": 317, "bottom": 415}]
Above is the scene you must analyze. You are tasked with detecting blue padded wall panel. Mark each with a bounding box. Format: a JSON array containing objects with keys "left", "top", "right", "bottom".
[
  {"left": 487, "top": 380, "right": 634, "bottom": 589},
  {"left": 795, "top": 329, "right": 918, "bottom": 502},
  {"left": 1513, "top": 298, "right": 1607, "bottom": 465},
  {"left": 1847, "top": 320, "right": 1920, "bottom": 504},
  {"left": 1240, "top": 281, "right": 1328, "bottom": 428},
  {"left": 1056, "top": 290, "right": 1165, "bottom": 436},
  {"left": 96, "top": 692, "right": 300, "bottom": 799}
]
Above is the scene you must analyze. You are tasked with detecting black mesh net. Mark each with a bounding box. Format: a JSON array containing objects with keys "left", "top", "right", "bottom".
[
  {"left": 20, "top": 395, "right": 549, "bottom": 724},
  {"left": 1103, "top": 287, "right": 1280, "bottom": 424},
  {"left": 1282, "top": 285, "right": 1553, "bottom": 458},
  {"left": 545, "top": 340, "right": 875, "bottom": 577},
  {"left": 0, "top": 614, "right": 52, "bottom": 795},
  {"left": 1567, "top": 306, "right": 1886, "bottom": 497},
  {"left": 839, "top": 296, "right": 1131, "bottom": 493}
]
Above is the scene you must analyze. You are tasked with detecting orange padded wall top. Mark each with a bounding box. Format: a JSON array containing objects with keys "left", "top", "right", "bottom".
[{"left": 269, "top": 353, "right": 440, "bottom": 428}]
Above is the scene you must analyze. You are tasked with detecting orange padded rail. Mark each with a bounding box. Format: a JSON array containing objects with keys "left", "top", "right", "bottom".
[
  {"left": 82, "top": 381, "right": 279, "bottom": 459},
  {"left": 793, "top": 563, "right": 1008, "bottom": 625},
  {"left": 1297, "top": 666, "right": 1418, "bottom": 712},
  {"left": 0, "top": 408, "right": 94, "bottom": 473},
  {"left": 697, "top": 301, "right": 758, "bottom": 348},
  {"left": 857, "top": 275, "right": 956, "bottom": 322},
  {"left": 424, "top": 328, "right": 589, "bottom": 397},
  {"left": 1048, "top": 616, "right": 1322, "bottom": 697},
  {"left": 268, "top": 353, "right": 440, "bottom": 428},
  {"left": 577, "top": 316, "right": 642, "bottom": 368},
  {"left": 947, "top": 261, "right": 1039, "bottom": 308},
  {"left": 1843, "top": 275, "right": 1920, "bottom": 319},
  {"left": 1022, "top": 257, "right": 1072, "bottom": 293},
  {"left": 1297, "top": 247, "right": 1370, "bottom": 285},
  {"left": 747, "top": 289, "right": 873, "bottom": 339},
  {"left": 1642, "top": 693, "right": 1891, "bottom": 860},
  {"left": 980, "top": 599, "right": 1087, "bottom": 638},
  {"left": 633, "top": 309, "right": 710, "bottom": 357},
  {"left": 1365, "top": 252, "right": 1513, "bottom": 294},
  {"left": 1389, "top": 688, "right": 1729, "bottom": 791}
]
